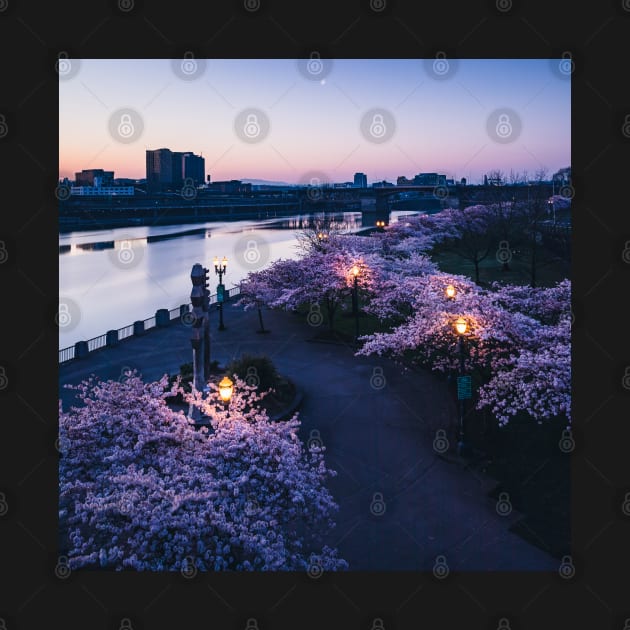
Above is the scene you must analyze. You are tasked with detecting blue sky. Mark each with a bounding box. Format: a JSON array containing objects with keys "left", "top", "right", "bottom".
[{"left": 59, "top": 58, "right": 570, "bottom": 184}]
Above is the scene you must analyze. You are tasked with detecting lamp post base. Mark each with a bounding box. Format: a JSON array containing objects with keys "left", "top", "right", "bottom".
[{"left": 456, "top": 440, "right": 472, "bottom": 458}]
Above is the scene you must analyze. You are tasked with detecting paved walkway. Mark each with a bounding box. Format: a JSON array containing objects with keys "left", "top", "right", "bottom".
[{"left": 59, "top": 303, "right": 557, "bottom": 571}]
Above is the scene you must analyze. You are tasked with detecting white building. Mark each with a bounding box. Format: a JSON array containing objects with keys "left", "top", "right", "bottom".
[{"left": 70, "top": 186, "right": 135, "bottom": 196}]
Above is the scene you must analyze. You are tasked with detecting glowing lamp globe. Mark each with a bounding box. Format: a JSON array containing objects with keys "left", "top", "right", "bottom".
[
  {"left": 218, "top": 376, "right": 233, "bottom": 402},
  {"left": 454, "top": 317, "right": 468, "bottom": 336},
  {"left": 445, "top": 284, "right": 456, "bottom": 299}
]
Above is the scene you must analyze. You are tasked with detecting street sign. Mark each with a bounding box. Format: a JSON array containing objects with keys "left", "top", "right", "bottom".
[
  {"left": 457, "top": 375, "right": 472, "bottom": 400},
  {"left": 216, "top": 283, "right": 225, "bottom": 303}
]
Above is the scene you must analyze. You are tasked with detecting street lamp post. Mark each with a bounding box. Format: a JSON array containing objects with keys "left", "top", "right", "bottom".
[
  {"left": 454, "top": 316, "right": 468, "bottom": 457},
  {"left": 214, "top": 256, "right": 227, "bottom": 331},
  {"left": 548, "top": 198, "right": 556, "bottom": 225},
  {"left": 218, "top": 375, "right": 233, "bottom": 408},
  {"left": 351, "top": 265, "right": 360, "bottom": 341}
]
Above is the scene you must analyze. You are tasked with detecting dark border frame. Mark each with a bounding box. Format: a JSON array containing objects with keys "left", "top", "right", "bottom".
[{"left": 1, "top": 0, "right": 628, "bottom": 628}]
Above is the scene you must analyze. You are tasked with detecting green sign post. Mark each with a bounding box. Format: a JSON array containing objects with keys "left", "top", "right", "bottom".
[
  {"left": 216, "top": 283, "right": 225, "bottom": 303},
  {"left": 457, "top": 375, "right": 472, "bottom": 400}
]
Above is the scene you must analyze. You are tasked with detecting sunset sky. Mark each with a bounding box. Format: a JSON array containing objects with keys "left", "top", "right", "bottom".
[{"left": 59, "top": 58, "right": 570, "bottom": 185}]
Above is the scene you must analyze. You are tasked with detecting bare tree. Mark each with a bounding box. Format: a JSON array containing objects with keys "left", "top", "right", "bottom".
[
  {"left": 294, "top": 215, "right": 349, "bottom": 254},
  {"left": 522, "top": 168, "right": 549, "bottom": 287}
]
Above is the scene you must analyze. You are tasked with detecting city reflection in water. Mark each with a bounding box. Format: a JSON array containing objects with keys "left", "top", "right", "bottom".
[{"left": 59, "top": 209, "right": 421, "bottom": 347}]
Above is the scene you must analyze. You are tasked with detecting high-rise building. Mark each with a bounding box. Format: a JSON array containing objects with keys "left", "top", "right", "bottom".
[
  {"left": 146, "top": 148, "right": 205, "bottom": 192},
  {"left": 353, "top": 172, "right": 367, "bottom": 188},
  {"left": 182, "top": 152, "right": 205, "bottom": 186},
  {"left": 146, "top": 148, "right": 173, "bottom": 193}
]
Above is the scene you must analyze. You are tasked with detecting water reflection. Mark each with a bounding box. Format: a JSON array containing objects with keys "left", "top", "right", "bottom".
[{"left": 59, "top": 210, "right": 421, "bottom": 348}]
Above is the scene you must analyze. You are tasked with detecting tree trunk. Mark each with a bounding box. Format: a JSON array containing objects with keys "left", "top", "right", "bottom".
[
  {"left": 326, "top": 299, "right": 336, "bottom": 332},
  {"left": 257, "top": 306, "right": 265, "bottom": 332},
  {"left": 474, "top": 259, "right": 480, "bottom": 284},
  {"left": 530, "top": 238, "right": 537, "bottom": 288}
]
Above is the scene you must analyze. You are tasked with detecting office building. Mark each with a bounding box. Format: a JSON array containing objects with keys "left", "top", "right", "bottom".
[
  {"left": 146, "top": 148, "right": 205, "bottom": 192},
  {"left": 353, "top": 172, "right": 368, "bottom": 188},
  {"left": 207, "top": 180, "right": 252, "bottom": 194},
  {"left": 75, "top": 169, "right": 114, "bottom": 186},
  {"left": 70, "top": 186, "right": 134, "bottom": 196},
  {"left": 146, "top": 148, "right": 173, "bottom": 193}
]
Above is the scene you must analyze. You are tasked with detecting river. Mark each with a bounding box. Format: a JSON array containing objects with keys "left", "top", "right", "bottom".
[{"left": 59, "top": 210, "right": 422, "bottom": 349}]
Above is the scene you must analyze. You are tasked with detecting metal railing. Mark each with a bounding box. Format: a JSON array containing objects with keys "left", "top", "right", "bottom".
[{"left": 59, "top": 284, "right": 240, "bottom": 364}]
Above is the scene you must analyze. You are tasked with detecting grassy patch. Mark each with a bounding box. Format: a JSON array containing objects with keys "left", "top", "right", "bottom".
[{"left": 431, "top": 246, "right": 570, "bottom": 287}]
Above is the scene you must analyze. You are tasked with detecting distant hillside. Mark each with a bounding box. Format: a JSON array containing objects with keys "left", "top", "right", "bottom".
[{"left": 240, "top": 178, "right": 294, "bottom": 186}]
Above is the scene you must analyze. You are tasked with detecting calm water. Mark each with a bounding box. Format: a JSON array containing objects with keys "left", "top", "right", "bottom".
[{"left": 59, "top": 211, "right": 420, "bottom": 349}]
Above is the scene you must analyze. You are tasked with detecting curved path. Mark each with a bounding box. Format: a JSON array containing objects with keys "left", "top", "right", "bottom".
[{"left": 59, "top": 303, "right": 557, "bottom": 571}]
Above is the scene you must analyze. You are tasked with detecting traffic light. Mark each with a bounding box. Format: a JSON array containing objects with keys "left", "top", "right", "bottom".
[{"left": 202, "top": 266, "right": 210, "bottom": 295}]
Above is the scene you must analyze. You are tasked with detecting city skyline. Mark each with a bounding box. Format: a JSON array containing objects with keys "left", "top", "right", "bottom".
[{"left": 59, "top": 59, "right": 570, "bottom": 184}]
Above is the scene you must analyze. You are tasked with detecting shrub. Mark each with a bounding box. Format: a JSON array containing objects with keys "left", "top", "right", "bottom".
[{"left": 225, "top": 354, "right": 280, "bottom": 393}]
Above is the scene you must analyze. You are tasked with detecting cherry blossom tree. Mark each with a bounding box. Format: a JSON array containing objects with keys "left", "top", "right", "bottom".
[
  {"left": 238, "top": 247, "right": 376, "bottom": 332},
  {"left": 59, "top": 373, "right": 347, "bottom": 571},
  {"left": 476, "top": 316, "right": 571, "bottom": 424}
]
